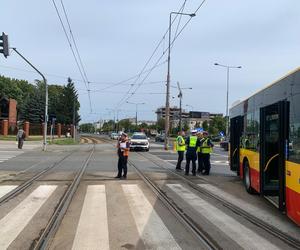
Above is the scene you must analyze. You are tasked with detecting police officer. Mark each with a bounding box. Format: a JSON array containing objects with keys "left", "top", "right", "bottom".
[
  {"left": 185, "top": 130, "right": 201, "bottom": 176},
  {"left": 201, "top": 131, "right": 214, "bottom": 175},
  {"left": 115, "top": 132, "right": 130, "bottom": 179},
  {"left": 196, "top": 131, "right": 204, "bottom": 173},
  {"left": 175, "top": 130, "right": 186, "bottom": 171}
]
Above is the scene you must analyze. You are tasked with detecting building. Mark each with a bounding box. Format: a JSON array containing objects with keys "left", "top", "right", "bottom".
[
  {"left": 155, "top": 106, "right": 223, "bottom": 130},
  {"left": 155, "top": 106, "right": 189, "bottom": 121}
]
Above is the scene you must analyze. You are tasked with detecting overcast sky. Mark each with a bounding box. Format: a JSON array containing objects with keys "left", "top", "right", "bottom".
[{"left": 1, "top": 0, "right": 300, "bottom": 123}]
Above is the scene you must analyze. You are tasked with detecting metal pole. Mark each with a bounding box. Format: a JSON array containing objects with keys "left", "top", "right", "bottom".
[
  {"left": 73, "top": 99, "right": 76, "bottom": 142},
  {"left": 226, "top": 66, "right": 229, "bottom": 136},
  {"left": 136, "top": 104, "right": 138, "bottom": 127},
  {"left": 164, "top": 13, "right": 172, "bottom": 150},
  {"left": 179, "top": 94, "right": 182, "bottom": 131},
  {"left": 12, "top": 48, "right": 48, "bottom": 151}
]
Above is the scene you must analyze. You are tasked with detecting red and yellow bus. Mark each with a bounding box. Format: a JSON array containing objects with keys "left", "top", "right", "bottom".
[{"left": 229, "top": 67, "right": 300, "bottom": 225}]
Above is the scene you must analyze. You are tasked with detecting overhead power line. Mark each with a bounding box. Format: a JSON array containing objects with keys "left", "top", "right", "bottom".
[
  {"left": 120, "top": 0, "right": 207, "bottom": 105},
  {"left": 114, "top": 0, "right": 190, "bottom": 108},
  {"left": 51, "top": 0, "right": 92, "bottom": 112}
]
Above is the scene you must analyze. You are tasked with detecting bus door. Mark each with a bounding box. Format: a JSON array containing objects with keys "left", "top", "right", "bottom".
[
  {"left": 230, "top": 116, "right": 243, "bottom": 173},
  {"left": 260, "top": 101, "right": 289, "bottom": 211}
]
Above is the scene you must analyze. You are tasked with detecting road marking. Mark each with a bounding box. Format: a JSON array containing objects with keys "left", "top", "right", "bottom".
[
  {"left": 0, "top": 185, "right": 18, "bottom": 198},
  {"left": 0, "top": 185, "right": 57, "bottom": 249},
  {"left": 167, "top": 184, "right": 280, "bottom": 250},
  {"left": 198, "top": 184, "right": 294, "bottom": 233},
  {"left": 72, "top": 185, "right": 109, "bottom": 250},
  {"left": 122, "top": 184, "right": 181, "bottom": 249},
  {"left": 211, "top": 153, "right": 228, "bottom": 158}
]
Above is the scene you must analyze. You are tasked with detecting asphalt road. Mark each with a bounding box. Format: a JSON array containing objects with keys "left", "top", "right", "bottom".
[{"left": 0, "top": 138, "right": 299, "bottom": 250}]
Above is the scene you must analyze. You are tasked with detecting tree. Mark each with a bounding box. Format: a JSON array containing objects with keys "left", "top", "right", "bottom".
[
  {"left": 102, "top": 120, "right": 115, "bottom": 132},
  {"left": 80, "top": 123, "right": 95, "bottom": 133},
  {"left": 58, "top": 78, "right": 80, "bottom": 125},
  {"left": 156, "top": 118, "right": 165, "bottom": 132},
  {"left": 202, "top": 120, "right": 209, "bottom": 131}
]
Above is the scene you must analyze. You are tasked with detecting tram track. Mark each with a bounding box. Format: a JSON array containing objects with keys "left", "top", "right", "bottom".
[
  {"left": 128, "top": 158, "right": 220, "bottom": 250},
  {"left": 33, "top": 143, "right": 95, "bottom": 250},
  {"left": 137, "top": 152, "right": 300, "bottom": 249},
  {"left": 0, "top": 150, "right": 79, "bottom": 206}
]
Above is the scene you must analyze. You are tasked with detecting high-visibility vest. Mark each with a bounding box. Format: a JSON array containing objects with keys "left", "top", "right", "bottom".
[
  {"left": 201, "top": 138, "right": 212, "bottom": 154},
  {"left": 176, "top": 136, "right": 186, "bottom": 151},
  {"left": 189, "top": 136, "right": 197, "bottom": 148},
  {"left": 197, "top": 138, "right": 204, "bottom": 152}
]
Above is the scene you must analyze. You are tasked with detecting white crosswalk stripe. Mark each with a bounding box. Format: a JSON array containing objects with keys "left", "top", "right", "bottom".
[
  {"left": 0, "top": 185, "right": 18, "bottom": 198},
  {"left": 167, "top": 184, "right": 281, "bottom": 250},
  {"left": 72, "top": 185, "right": 109, "bottom": 250},
  {"left": 0, "top": 185, "right": 57, "bottom": 249},
  {"left": 0, "top": 150, "right": 23, "bottom": 164},
  {"left": 0, "top": 183, "right": 285, "bottom": 249},
  {"left": 122, "top": 184, "right": 181, "bottom": 250}
]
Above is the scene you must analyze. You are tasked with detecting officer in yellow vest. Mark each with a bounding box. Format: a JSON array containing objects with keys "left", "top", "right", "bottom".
[
  {"left": 201, "top": 131, "right": 214, "bottom": 175},
  {"left": 175, "top": 130, "right": 186, "bottom": 170},
  {"left": 196, "top": 131, "right": 204, "bottom": 173},
  {"left": 185, "top": 130, "right": 201, "bottom": 176}
]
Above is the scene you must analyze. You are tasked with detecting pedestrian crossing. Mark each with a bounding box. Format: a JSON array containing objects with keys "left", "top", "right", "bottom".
[
  {"left": 0, "top": 142, "right": 41, "bottom": 164},
  {"left": 0, "top": 183, "right": 286, "bottom": 249},
  {"left": 0, "top": 150, "right": 24, "bottom": 163}
]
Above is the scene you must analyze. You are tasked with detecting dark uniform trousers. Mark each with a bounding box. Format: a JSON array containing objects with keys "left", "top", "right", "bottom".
[
  {"left": 176, "top": 151, "right": 184, "bottom": 169},
  {"left": 117, "top": 154, "right": 128, "bottom": 177},
  {"left": 185, "top": 152, "right": 197, "bottom": 174},
  {"left": 202, "top": 153, "right": 211, "bottom": 174},
  {"left": 197, "top": 152, "right": 204, "bottom": 172}
]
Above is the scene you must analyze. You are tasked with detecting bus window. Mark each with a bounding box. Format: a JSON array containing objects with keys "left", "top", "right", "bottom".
[{"left": 289, "top": 94, "right": 300, "bottom": 163}]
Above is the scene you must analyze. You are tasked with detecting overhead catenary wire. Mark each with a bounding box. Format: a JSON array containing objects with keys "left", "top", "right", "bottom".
[
  {"left": 114, "top": 0, "right": 190, "bottom": 108},
  {"left": 120, "top": 0, "right": 207, "bottom": 105},
  {"left": 51, "top": 0, "right": 92, "bottom": 112}
]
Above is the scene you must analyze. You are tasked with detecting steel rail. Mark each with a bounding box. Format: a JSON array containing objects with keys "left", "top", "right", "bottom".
[
  {"left": 0, "top": 150, "right": 77, "bottom": 206},
  {"left": 34, "top": 144, "right": 95, "bottom": 250},
  {"left": 128, "top": 158, "right": 220, "bottom": 250},
  {"left": 138, "top": 152, "right": 300, "bottom": 249}
]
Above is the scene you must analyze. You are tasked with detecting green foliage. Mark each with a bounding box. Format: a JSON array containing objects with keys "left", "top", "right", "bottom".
[
  {"left": 80, "top": 123, "right": 95, "bottom": 133},
  {"left": 156, "top": 118, "right": 165, "bottom": 132},
  {"left": 202, "top": 120, "right": 209, "bottom": 131},
  {"left": 0, "top": 75, "right": 80, "bottom": 125},
  {"left": 102, "top": 120, "right": 115, "bottom": 132},
  {"left": 207, "top": 116, "right": 226, "bottom": 135}
]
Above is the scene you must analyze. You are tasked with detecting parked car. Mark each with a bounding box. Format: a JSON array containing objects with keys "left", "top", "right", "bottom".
[
  {"left": 220, "top": 138, "right": 229, "bottom": 151},
  {"left": 110, "top": 132, "right": 119, "bottom": 140},
  {"left": 129, "top": 133, "right": 150, "bottom": 151},
  {"left": 155, "top": 134, "right": 165, "bottom": 142}
]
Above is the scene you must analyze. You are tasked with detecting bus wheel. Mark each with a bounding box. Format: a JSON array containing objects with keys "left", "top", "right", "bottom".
[{"left": 244, "top": 160, "right": 254, "bottom": 194}]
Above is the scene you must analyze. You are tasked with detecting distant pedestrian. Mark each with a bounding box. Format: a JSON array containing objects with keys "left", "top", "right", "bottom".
[
  {"left": 201, "top": 131, "right": 214, "bottom": 175},
  {"left": 185, "top": 130, "right": 201, "bottom": 176},
  {"left": 196, "top": 132, "right": 204, "bottom": 173},
  {"left": 115, "top": 133, "right": 130, "bottom": 179},
  {"left": 16, "top": 128, "right": 26, "bottom": 149},
  {"left": 175, "top": 130, "right": 186, "bottom": 171}
]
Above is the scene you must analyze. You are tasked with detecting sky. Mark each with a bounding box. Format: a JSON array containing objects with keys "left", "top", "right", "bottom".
[{"left": 1, "top": 0, "right": 300, "bottom": 123}]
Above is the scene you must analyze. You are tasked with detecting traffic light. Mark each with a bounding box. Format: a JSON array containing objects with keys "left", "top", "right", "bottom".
[{"left": 0, "top": 32, "right": 9, "bottom": 58}]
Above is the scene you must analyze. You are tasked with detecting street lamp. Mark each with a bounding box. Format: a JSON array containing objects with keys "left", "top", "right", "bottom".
[
  {"left": 177, "top": 82, "right": 192, "bottom": 131},
  {"left": 185, "top": 104, "right": 194, "bottom": 111},
  {"left": 214, "top": 63, "right": 242, "bottom": 136},
  {"left": 164, "top": 11, "right": 196, "bottom": 150},
  {"left": 126, "top": 101, "right": 145, "bottom": 126}
]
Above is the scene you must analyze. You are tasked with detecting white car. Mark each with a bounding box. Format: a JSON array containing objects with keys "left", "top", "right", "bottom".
[
  {"left": 110, "top": 132, "right": 119, "bottom": 140},
  {"left": 130, "top": 133, "right": 150, "bottom": 151}
]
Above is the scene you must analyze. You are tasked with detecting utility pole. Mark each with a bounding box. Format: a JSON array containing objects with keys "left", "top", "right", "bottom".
[
  {"left": 73, "top": 99, "right": 76, "bottom": 143},
  {"left": 164, "top": 12, "right": 195, "bottom": 150},
  {"left": 12, "top": 48, "right": 48, "bottom": 151},
  {"left": 214, "top": 63, "right": 242, "bottom": 136},
  {"left": 177, "top": 82, "right": 183, "bottom": 131}
]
